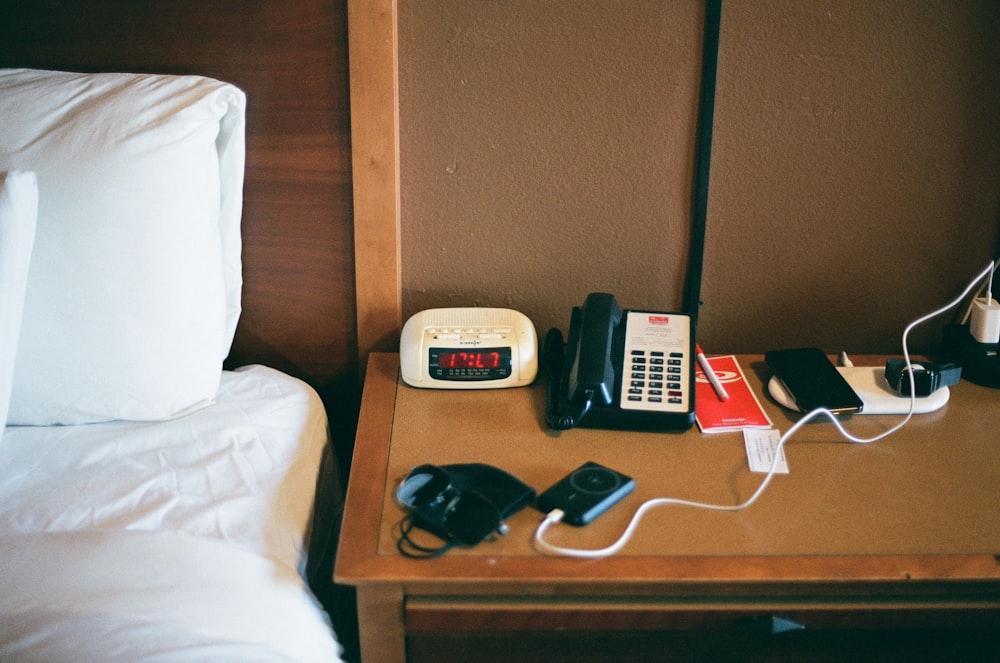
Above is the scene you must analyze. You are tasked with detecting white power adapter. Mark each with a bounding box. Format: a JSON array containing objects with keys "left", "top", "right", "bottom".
[{"left": 970, "top": 296, "right": 1000, "bottom": 344}]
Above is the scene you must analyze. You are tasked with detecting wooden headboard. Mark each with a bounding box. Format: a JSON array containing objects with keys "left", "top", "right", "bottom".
[{"left": 0, "top": 0, "right": 403, "bottom": 435}]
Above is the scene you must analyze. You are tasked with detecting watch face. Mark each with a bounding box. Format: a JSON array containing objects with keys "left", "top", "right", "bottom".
[{"left": 429, "top": 347, "right": 512, "bottom": 381}]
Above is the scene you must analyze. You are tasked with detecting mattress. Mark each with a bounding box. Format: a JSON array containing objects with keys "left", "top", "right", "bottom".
[{"left": 0, "top": 365, "right": 344, "bottom": 662}]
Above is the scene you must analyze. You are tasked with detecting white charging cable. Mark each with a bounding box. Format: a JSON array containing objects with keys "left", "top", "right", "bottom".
[{"left": 534, "top": 261, "right": 997, "bottom": 559}]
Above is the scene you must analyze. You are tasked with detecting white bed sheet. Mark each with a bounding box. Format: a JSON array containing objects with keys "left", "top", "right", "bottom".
[{"left": 0, "top": 365, "right": 344, "bottom": 662}]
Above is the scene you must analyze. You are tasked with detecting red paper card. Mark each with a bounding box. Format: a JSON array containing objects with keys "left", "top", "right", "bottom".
[{"left": 695, "top": 355, "right": 773, "bottom": 434}]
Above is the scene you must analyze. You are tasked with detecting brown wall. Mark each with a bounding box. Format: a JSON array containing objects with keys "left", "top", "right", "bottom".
[{"left": 398, "top": 0, "right": 1000, "bottom": 354}]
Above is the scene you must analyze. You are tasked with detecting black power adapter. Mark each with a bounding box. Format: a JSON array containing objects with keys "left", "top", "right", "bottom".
[{"left": 941, "top": 323, "right": 1000, "bottom": 389}]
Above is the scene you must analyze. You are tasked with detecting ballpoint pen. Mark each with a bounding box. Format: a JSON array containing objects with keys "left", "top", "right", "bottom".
[{"left": 696, "top": 344, "right": 729, "bottom": 401}]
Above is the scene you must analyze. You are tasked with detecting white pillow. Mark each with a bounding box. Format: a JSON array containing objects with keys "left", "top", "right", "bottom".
[
  {"left": 0, "top": 172, "right": 38, "bottom": 432},
  {"left": 0, "top": 69, "right": 246, "bottom": 424}
]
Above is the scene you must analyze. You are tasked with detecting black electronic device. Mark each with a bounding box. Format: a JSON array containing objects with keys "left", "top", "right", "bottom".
[
  {"left": 544, "top": 293, "right": 695, "bottom": 432},
  {"left": 884, "top": 358, "right": 962, "bottom": 396},
  {"left": 765, "top": 347, "right": 864, "bottom": 414},
  {"left": 535, "top": 462, "right": 635, "bottom": 526},
  {"left": 941, "top": 323, "right": 1000, "bottom": 389}
]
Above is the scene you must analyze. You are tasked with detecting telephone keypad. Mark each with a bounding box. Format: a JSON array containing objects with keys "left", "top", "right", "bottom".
[
  {"left": 619, "top": 313, "right": 692, "bottom": 414},
  {"left": 624, "top": 348, "right": 687, "bottom": 407}
]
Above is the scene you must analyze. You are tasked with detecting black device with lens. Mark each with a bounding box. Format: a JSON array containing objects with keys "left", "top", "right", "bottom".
[{"left": 394, "top": 463, "right": 536, "bottom": 558}]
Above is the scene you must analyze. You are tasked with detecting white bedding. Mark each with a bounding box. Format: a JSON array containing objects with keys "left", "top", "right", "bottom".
[{"left": 0, "top": 365, "right": 344, "bottom": 662}]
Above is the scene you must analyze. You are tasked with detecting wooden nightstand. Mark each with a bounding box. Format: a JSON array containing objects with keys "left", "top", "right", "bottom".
[{"left": 336, "top": 353, "right": 1000, "bottom": 662}]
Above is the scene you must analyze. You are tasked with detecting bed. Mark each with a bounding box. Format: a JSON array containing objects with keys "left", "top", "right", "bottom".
[{"left": 0, "top": 2, "right": 390, "bottom": 661}]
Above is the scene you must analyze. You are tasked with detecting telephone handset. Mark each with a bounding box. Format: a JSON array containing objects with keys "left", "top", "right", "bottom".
[{"left": 545, "top": 293, "right": 695, "bottom": 432}]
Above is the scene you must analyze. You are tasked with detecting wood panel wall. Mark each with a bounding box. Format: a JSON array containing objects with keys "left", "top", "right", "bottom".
[{"left": 0, "top": 0, "right": 359, "bottom": 395}]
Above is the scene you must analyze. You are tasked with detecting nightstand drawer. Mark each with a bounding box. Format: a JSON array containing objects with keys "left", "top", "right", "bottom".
[
  {"left": 406, "top": 595, "right": 1000, "bottom": 663},
  {"left": 406, "top": 594, "right": 1000, "bottom": 633}
]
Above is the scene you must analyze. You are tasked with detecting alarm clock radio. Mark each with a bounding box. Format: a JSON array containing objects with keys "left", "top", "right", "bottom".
[{"left": 400, "top": 308, "right": 538, "bottom": 389}]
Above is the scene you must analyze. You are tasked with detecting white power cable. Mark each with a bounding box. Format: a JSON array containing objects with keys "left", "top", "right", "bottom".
[{"left": 534, "top": 261, "right": 997, "bottom": 559}]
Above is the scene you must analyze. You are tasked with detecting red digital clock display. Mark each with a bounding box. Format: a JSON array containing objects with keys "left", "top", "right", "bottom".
[
  {"left": 430, "top": 347, "right": 512, "bottom": 381},
  {"left": 438, "top": 351, "right": 502, "bottom": 369}
]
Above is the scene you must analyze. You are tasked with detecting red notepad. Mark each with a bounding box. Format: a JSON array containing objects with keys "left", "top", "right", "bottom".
[{"left": 695, "top": 355, "right": 773, "bottom": 434}]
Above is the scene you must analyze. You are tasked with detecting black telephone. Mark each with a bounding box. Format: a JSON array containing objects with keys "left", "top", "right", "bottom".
[{"left": 544, "top": 293, "right": 695, "bottom": 432}]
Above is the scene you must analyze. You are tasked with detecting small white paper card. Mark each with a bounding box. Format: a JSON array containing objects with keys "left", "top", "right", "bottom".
[{"left": 743, "top": 429, "right": 788, "bottom": 474}]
